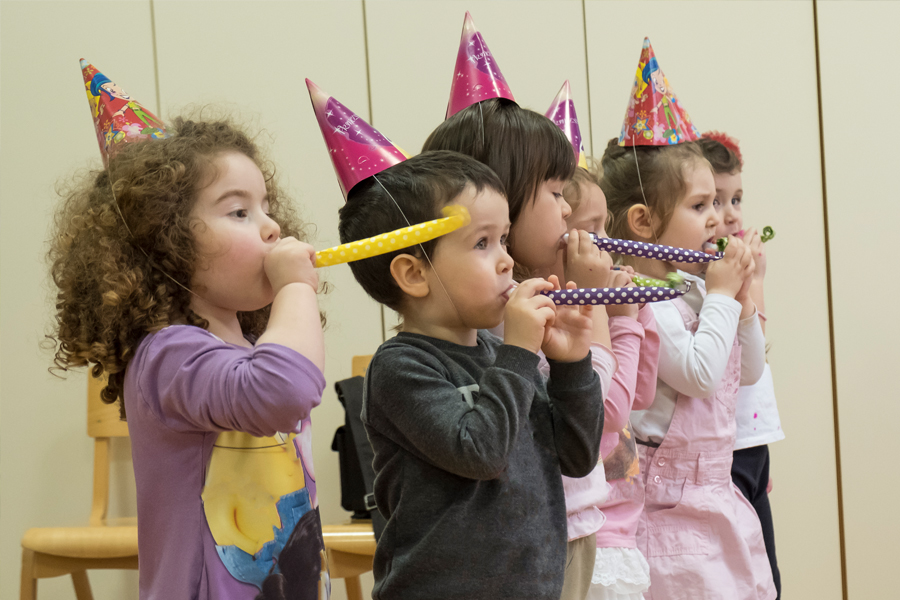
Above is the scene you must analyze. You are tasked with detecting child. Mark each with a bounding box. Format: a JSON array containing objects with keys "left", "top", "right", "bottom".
[
  {"left": 557, "top": 167, "right": 660, "bottom": 600},
  {"left": 698, "top": 132, "right": 783, "bottom": 598},
  {"left": 50, "top": 60, "right": 328, "bottom": 600},
  {"left": 600, "top": 138, "right": 775, "bottom": 600},
  {"left": 425, "top": 37, "right": 618, "bottom": 595},
  {"left": 338, "top": 150, "right": 606, "bottom": 600}
]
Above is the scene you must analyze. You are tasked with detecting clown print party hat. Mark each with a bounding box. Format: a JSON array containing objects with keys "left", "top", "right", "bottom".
[
  {"left": 617, "top": 39, "right": 699, "bottom": 147},
  {"left": 445, "top": 11, "right": 515, "bottom": 119},
  {"left": 80, "top": 59, "right": 167, "bottom": 165},
  {"left": 546, "top": 81, "right": 588, "bottom": 169},
  {"left": 306, "top": 79, "right": 409, "bottom": 200}
]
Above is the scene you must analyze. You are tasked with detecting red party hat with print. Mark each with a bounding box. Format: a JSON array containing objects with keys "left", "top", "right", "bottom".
[
  {"left": 616, "top": 39, "right": 699, "bottom": 147},
  {"left": 306, "top": 79, "right": 409, "bottom": 200},
  {"left": 445, "top": 11, "right": 515, "bottom": 119},
  {"left": 546, "top": 81, "right": 588, "bottom": 169},
  {"left": 80, "top": 59, "right": 167, "bottom": 166}
]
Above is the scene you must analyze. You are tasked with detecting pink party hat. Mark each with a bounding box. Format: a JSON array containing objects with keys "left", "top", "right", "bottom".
[
  {"left": 617, "top": 39, "right": 699, "bottom": 147},
  {"left": 445, "top": 11, "right": 515, "bottom": 119},
  {"left": 546, "top": 81, "right": 588, "bottom": 169},
  {"left": 80, "top": 59, "right": 167, "bottom": 165},
  {"left": 306, "top": 79, "right": 409, "bottom": 200}
]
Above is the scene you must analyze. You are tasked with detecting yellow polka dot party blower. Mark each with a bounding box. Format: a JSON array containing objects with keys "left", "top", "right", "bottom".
[
  {"left": 307, "top": 79, "right": 470, "bottom": 266},
  {"left": 314, "top": 205, "right": 470, "bottom": 267}
]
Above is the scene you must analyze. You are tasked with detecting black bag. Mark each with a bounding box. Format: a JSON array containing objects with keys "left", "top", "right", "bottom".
[{"left": 332, "top": 376, "right": 386, "bottom": 541}]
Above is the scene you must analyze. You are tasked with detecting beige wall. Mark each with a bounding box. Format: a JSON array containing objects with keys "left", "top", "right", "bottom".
[
  {"left": 817, "top": 1, "right": 900, "bottom": 597},
  {"left": 0, "top": 1, "right": 894, "bottom": 599}
]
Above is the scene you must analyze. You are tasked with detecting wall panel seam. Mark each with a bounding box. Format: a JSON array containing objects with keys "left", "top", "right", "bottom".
[
  {"left": 812, "top": 1, "right": 848, "bottom": 598},
  {"left": 360, "top": 0, "right": 387, "bottom": 343},
  {"left": 149, "top": 0, "right": 161, "bottom": 115},
  {"left": 581, "top": 0, "right": 593, "bottom": 157}
]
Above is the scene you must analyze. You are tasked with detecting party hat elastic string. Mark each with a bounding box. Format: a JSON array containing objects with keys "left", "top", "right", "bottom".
[
  {"left": 630, "top": 140, "right": 660, "bottom": 245},
  {"left": 105, "top": 176, "right": 202, "bottom": 300},
  {"left": 373, "top": 174, "right": 466, "bottom": 325}
]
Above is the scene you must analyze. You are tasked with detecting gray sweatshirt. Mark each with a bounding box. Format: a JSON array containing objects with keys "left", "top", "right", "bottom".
[{"left": 363, "top": 330, "right": 604, "bottom": 600}]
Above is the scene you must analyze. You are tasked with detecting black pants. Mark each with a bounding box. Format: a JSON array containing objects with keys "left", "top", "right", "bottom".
[{"left": 731, "top": 445, "right": 781, "bottom": 599}]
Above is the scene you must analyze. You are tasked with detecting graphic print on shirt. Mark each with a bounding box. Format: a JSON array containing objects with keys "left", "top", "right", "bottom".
[
  {"left": 202, "top": 419, "right": 331, "bottom": 599},
  {"left": 457, "top": 384, "right": 480, "bottom": 408},
  {"left": 604, "top": 422, "right": 639, "bottom": 482}
]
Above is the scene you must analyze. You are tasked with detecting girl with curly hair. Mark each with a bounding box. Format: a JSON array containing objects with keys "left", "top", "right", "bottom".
[{"left": 48, "top": 113, "right": 327, "bottom": 599}]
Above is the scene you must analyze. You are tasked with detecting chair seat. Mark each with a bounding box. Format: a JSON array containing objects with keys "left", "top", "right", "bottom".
[
  {"left": 22, "top": 520, "right": 138, "bottom": 559},
  {"left": 321, "top": 522, "right": 376, "bottom": 555}
]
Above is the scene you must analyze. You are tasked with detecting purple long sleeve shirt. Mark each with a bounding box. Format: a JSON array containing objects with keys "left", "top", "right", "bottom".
[{"left": 123, "top": 325, "right": 325, "bottom": 600}]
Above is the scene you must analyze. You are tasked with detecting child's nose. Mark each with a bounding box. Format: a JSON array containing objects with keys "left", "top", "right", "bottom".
[
  {"left": 261, "top": 215, "right": 280, "bottom": 242},
  {"left": 498, "top": 248, "right": 514, "bottom": 274},
  {"left": 560, "top": 197, "right": 572, "bottom": 219}
]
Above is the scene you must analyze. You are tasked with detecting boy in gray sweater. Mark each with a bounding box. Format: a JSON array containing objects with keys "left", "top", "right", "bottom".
[{"left": 338, "top": 151, "right": 604, "bottom": 599}]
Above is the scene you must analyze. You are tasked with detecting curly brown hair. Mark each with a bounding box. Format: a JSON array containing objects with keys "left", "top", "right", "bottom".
[{"left": 48, "top": 115, "right": 312, "bottom": 417}]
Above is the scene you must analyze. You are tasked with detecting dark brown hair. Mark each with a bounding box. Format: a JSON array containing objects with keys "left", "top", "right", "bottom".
[
  {"left": 48, "top": 115, "right": 310, "bottom": 417},
  {"left": 338, "top": 151, "right": 504, "bottom": 312},
  {"left": 599, "top": 138, "right": 710, "bottom": 242},
  {"left": 421, "top": 98, "right": 575, "bottom": 227},
  {"left": 696, "top": 136, "right": 742, "bottom": 175}
]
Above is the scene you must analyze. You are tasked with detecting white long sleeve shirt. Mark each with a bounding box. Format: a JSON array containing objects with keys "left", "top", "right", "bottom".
[{"left": 631, "top": 274, "right": 766, "bottom": 445}]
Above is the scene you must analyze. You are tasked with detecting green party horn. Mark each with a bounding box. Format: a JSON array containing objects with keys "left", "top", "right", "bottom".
[
  {"left": 631, "top": 272, "right": 686, "bottom": 289},
  {"left": 716, "top": 226, "right": 776, "bottom": 252}
]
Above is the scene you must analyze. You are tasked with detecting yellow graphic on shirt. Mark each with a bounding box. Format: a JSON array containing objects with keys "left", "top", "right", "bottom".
[{"left": 202, "top": 431, "right": 305, "bottom": 555}]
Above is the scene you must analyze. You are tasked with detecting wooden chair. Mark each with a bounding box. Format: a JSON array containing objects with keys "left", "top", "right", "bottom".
[
  {"left": 20, "top": 375, "right": 138, "bottom": 600},
  {"left": 322, "top": 355, "right": 376, "bottom": 600}
]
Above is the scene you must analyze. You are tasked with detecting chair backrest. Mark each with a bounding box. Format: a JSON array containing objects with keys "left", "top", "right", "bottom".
[
  {"left": 352, "top": 355, "right": 373, "bottom": 379},
  {"left": 87, "top": 374, "right": 129, "bottom": 439},
  {"left": 87, "top": 374, "right": 129, "bottom": 525}
]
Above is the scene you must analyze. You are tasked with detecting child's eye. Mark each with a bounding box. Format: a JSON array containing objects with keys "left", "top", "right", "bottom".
[
  {"left": 693, "top": 203, "right": 706, "bottom": 211},
  {"left": 500, "top": 234, "right": 509, "bottom": 247},
  {"left": 475, "top": 237, "right": 488, "bottom": 249},
  {"left": 713, "top": 198, "right": 721, "bottom": 208},
  {"left": 231, "top": 209, "right": 249, "bottom": 218},
  {"left": 732, "top": 197, "right": 742, "bottom": 205}
]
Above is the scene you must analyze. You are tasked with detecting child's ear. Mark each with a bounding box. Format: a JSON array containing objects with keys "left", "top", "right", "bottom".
[
  {"left": 390, "top": 253, "right": 430, "bottom": 299},
  {"left": 627, "top": 205, "right": 656, "bottom": 240}
]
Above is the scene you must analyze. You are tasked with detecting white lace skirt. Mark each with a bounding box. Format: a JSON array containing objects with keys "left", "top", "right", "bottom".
[{"left": 585, "top": 546, "right": 651, "bottom": 600}]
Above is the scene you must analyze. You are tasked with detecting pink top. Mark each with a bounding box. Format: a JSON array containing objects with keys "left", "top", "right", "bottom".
[
  {"left": 597, "top": 307, "right": 659, "bottom": 548},
  {"left": 538, "top": 341, "right": 617, "bottom": 541}
]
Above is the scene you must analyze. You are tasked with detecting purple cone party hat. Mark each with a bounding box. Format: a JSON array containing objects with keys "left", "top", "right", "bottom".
[
  {"left": 445, "top": 11, "right": 515, "bottom": 119},
  {"left": 617, "top": 39, "right": 699, "bottom": 147},
  {"left": 546, "top": 81, "right": 588, "bottom": 169},
  {"left": 80, "top": 59, "right": 167, "bottom": 166},
  {"left": 306, "top": 79, "right": 409, "bottom": 200}
]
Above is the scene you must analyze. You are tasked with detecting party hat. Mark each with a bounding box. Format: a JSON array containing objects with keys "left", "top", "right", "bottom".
[
  {"left": 445, "top": 12, "right": 515, "bottom": 119},
  {"left": 546, "top": 81, "right": 588, "bottom": 169},
  {"left": 306, "top": 79, "right": 409, "bottom": 200},
  {"left": 617, "top": 39, "right": 699, "bottom": 147},
  {"left": 80, "top": 59, "right": 167, "bottom": 165}
]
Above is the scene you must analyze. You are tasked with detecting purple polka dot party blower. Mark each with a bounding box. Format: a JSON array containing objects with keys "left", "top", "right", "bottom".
[
  {"left": 543, "top": 280, "right": 692, "bottom": 306},
  {"left": 597, "top": 236, "right": 722, "bottom": 263},
  {"left": 563, "top": 232, "right": 723, "bottom": 263}
]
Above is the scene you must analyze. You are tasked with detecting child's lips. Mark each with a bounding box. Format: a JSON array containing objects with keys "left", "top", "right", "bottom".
[{"left": 501, "top": 283, "right": 517, "bottom": 301}]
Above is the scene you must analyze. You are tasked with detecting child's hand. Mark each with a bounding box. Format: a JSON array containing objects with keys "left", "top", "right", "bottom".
[
  {"left": 541, "top": 276, "right": 594, "bottom": 362},
  {"left": 563, "top": 229, "right": 613, "bottom": 289},
  {"left": 706, "top": 236, "right": 754, "bottom": 299},
  {"left": 503, "top": 278, "right": 558, "bottom": 355},
  {"left": 264, "top": 236, "right": 319, "bottom": 294},
  {"left": 741, "top": 227, "right": 767, "bottom": 280},
  {"left": 606, "top": 270, "right": 639, "bottom": 318}
]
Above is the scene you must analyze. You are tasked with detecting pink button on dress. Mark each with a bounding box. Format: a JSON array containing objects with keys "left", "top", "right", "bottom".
[{"left": 636, "top": 298, "right": 775, "bottom": 600}]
